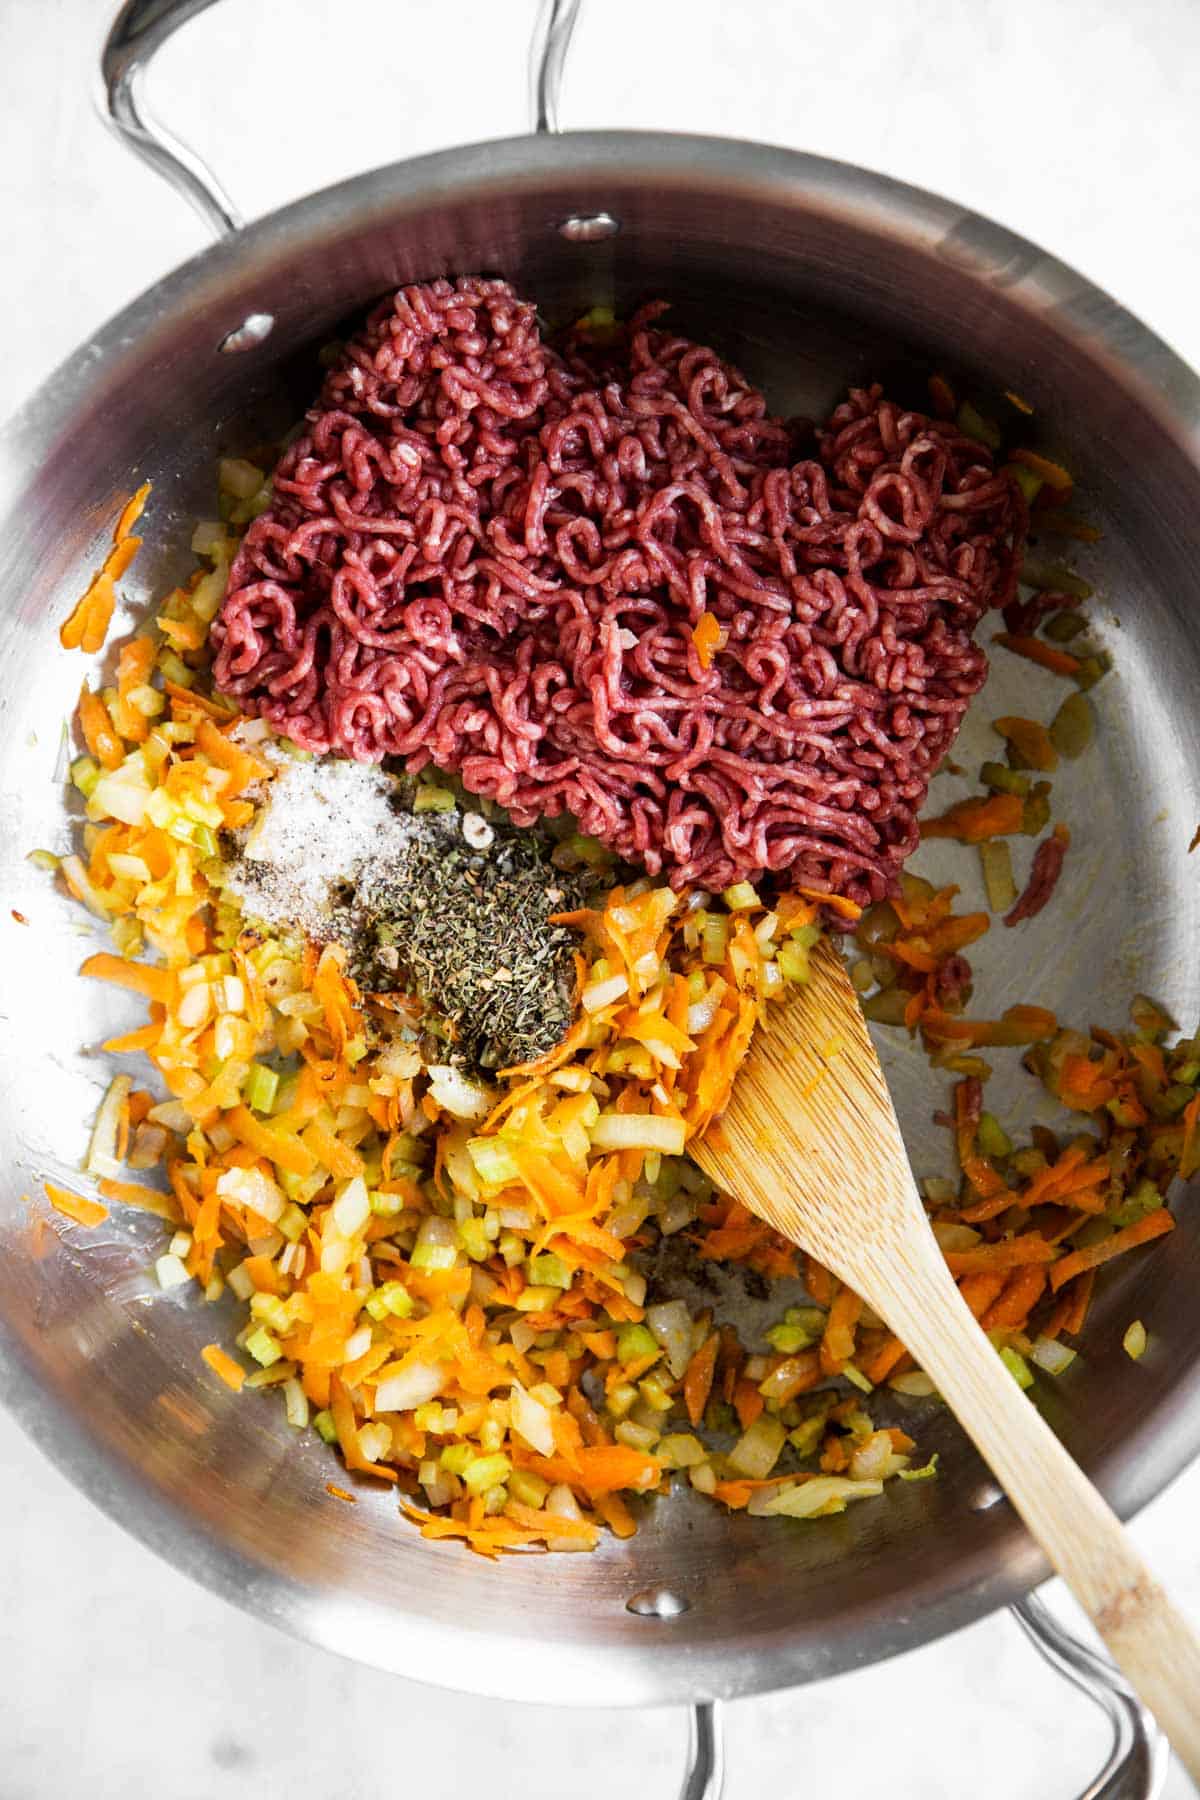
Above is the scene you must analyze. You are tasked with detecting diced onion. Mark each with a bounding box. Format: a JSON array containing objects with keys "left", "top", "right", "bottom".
[
  {"left": 751, "top": 1477, "right": 884, "bottom": 1519},
  {"left": 374, "top": 1360, "right": 447, "bottom": 1413},
  {"left": 154, "top": 1253, "right": 191, "bottom": 1290},
  {"left": 427, "top": 1064, "right": 492, "bottom": 1122},
  {"left": 582, "top": 972, "right": 629, "bottom": 1013},
  {"left": 331, "top": 1176, "right": 370, "bottom": 1237},
  {"left": 510, "top": 1381, "right": 556, "bottom": 1456},
  {"left": 1031, "top": 1335, "right": 1078, "bottom": 1376},
  {"left": 646, "top": 1300, "right": 693, "bottom": 1378},
  {"left": 86, "top": 1074, "right": 132, "bottom": 1179},
  {"left": 590, "top": 1112, "right": 686, "bottom": 1155},
  {"left": 216, "top": 1165, "right": 285, "bottom": 1223},
  {"left": 544, "top": 1482, "right": 595, "bottom": 1552},
  {"left": 728, "top": 1414, "right": 787, "bottom": 1479}
]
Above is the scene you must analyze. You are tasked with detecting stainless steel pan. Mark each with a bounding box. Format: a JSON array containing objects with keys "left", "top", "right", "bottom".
[{"left": 2, "top": 2, "right": 1198, "bottom": 1792}]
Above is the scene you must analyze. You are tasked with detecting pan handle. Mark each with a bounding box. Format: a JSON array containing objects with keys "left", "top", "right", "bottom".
[
  {"left": 678, "top": 1597, "right": 1168, "bottom": 1800},
  {"left": 98, "top": 0, "right": 242, "bottom": 238},
  {"left": 98, "top": 0, "right": 584, "bottom": 239}
]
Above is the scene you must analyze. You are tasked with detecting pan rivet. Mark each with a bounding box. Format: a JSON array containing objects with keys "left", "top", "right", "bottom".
[
  {"left": 970, "top": 1482, "right": 1005, "bottom": 1512},
  {"left": 558, "top": 212, "right": 620, "bottom": 243},
  {"left": 626, "top": 1587, "right": 689, "bottom": 1618},
  {"left": 219, "top": 312, "right": 276, "bottom": 354}
]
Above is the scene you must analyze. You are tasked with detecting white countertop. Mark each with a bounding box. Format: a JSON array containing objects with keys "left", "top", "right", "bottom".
[{"left": 4, "top": 2, "right": 1200, "bottom": 1795}]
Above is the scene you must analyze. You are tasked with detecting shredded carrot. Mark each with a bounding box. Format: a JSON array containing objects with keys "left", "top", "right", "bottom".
[
  {"left": 80, "top": 951, "right": 175, "bottom": 1005},
  {"left": 683, "top": 1334, "right": 718, "bottom": 1426},
  {"left": 993, "top": 634, "right": 1082, "bottom": 678},
  {"left": 60, "top": 485, "right": 151, "bottom": 652},
  {"left": 44, "top": 1181, "right": 108, "bottom": 1228},
  {"left": 944, "top": 1234, "right": 1059, "bottom": 1277},
  {"left": 920, "top": 792, "right": 1024, "bottom": 843},
  {"left": 992, "top": 715, "right": 1058, "bottom": 771},
  {"left": 1062, "top": 1270, "right": 1096, "bottom": 1336},
  {"left": 326, "top": 1483, "right": 357, "bottom": 1503},
  {"left": 980, "top": 1265, "right": 1047, "bottom": 1332},
  {"left": 77, "top": 685, "right": 124, "bottom": 770},
  {"left": 691, "top": 610, "right": 724, "bottom": 669},
  {"left": 1049, "top": 1209, "right": 1175, "bottom": 1291},
  {"left": 927, "top": 373, "right": 956, "bottom": 418},
  {"left": 819, "top": 1284, "right": 863, "bottom": 1375},
  {"left": 96, "top": 1177, "right": 182, "bottom": 1223},
  {"left": 201, "top": 1344, "right": 246, "bottom": 1391},
  {"left": 1011, "top": 448, "right": 1074, "bottom": 492}
]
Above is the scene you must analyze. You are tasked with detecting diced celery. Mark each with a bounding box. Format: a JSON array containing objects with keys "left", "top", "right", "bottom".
[
  {"left": 1006, "top": 463, "right": 1043, "bottom": 503},
  {"left": 788, "top": 1415, "right": 827, "bottom": 1458},
  {"left": 249, "top": 1293, "right": 289, "bottom": 1334},
  {"left": 614, "top": 1419, "right": 660, "bottom": 1452},
  {"left": 157, "top": 649, "right": 195, "bottom": 688},
  {"left": 219, "top": 457, "right": 266, "bottom": 500},
  {"left": 277, "top": 1202, "right": 308, "bottom": 1243},
  {"left": 766, "top": 1319, "right": 816, "bottom": 1354},
  {"left": 245, "top": 1326, "right": 282, "bottom": 1368},
  {"left": 462, "top": 1453, "right": 511, "bottom": 1494},
  {"left": 701, "top": 915, "right": 729, "bottom": 965},
  {"left": 842, "top": 1363, "right": 874, "bottom": 1393},
  {"left": 957, "top": 401, "right": 1002, "bottom": 451},
  {"left": 527, "top": 1252, "right": 571, "bottom": 1288},
  {"left": 980, "top": 761, "right": 1031, "bottom": 796},
  {"left": 617, "top": 1323, "right": 658, "bottom": 1364},
  {"left": 606, "top": 1382, "right": 638, "bottom": 1419},
  {"left": 777, "top": 939, "right": 813, "bottom": 985},
  {"left": 508, "top": 1468, "right": 550, "bottom": 1508},
  {"left": 413, "top": 786, "right": 456, "bottom": 814},
  {"left": 898, "top": 1454, "right": 940, "bottom": 1482},
  {"left": 498, "top": 1230, "right": 525, "bottom": 1267},
  {"left": 979, "top": 840, "right": 1017, "bottom": 915},
  {"left": 637, "top": 1374, "right": 674, "bottom": 1414},
  {"left": 722, "top": 881, "right": 760, "bottom": 912},
  {"left": 977, "top": 1112, "right": 1012, "bottom": 1159},
  {"left": 238, "top": 1066, "right": 279, "bottom": 1120},
  {"left": 999, "top": 1345, "right": 1034, "bottom": 1389},
  {"left": 467, "top": 1136, "right": 521, "bottom": 1187},
  {"left": 440, "top": 1443, "right": 475, "bottom": 1476},
  {"left": 457, "top": 1217, "right": 491, "bottom": 1262},
  {"left": 657, "top": 1433, "right": 707, "bottom": 1469},
  {"left": 410, "top": 1241, "right": 458, "bottom": 1272},
  {"left": 1044, "top": 610, "right": 1086, "bottom": 642},
  {"left": 313, "top": 1410, "right": 338, "bottom": 1443},
  {"left": 70, "top": 754, "right": 101, "bottom": 798},
  {"left": 1111, "top": 1178, "right": 1163, "bottom": 1228},
  {"left": 1123, "top": 1320, "right": 1148, "bottom": 1361},
  {"left": 1050, "top": 691, "right": 1094, "bottom": 760}
]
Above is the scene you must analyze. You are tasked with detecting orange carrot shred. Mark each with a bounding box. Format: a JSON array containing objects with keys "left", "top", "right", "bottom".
[
  {"left": 44, "top": 1182, "right": 108, "bottom": 1228},
  {"left": 201, "top": 1344, "right": 246, "bottom": 1391},
  {"left": 993, "top": 634, "right": 1082, "bottom": 678},
  {"left": 1048, "top": 1209, "right": 1175, "bottom": 1291}
]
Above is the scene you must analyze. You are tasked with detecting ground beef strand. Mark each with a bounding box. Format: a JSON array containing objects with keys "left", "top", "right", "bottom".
[{"left": 213, "top": 279, "right": 1023, "bottom": 905}]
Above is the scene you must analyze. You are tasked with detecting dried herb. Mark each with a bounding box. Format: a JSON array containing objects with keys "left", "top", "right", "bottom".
[{"left": 354, "top": 810, "right": 593, "bottom": 1073}]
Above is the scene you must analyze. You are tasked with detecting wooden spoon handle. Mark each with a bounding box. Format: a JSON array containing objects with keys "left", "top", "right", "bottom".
[{"left": 874, "top": 1235, "right": 1200, "bottom": 1777}]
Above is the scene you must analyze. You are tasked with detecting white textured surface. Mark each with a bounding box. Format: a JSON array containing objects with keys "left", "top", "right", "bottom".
[{"left": 3, "top": 2, "right": 1200, "bottom": 1795}]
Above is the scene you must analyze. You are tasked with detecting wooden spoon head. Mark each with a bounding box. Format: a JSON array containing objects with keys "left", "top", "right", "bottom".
[{"left": 690, "top": 936, "right": 924, "bottom": 1285}]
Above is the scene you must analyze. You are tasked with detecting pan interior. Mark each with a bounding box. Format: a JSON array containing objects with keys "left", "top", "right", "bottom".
[{"left": 1, "top": 136, "right": 1199, "bottom": 1704}]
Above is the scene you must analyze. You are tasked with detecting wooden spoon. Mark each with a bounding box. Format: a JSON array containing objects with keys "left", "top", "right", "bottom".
[{"left": 691, "top": 936, "right": 1200, "bottom": 1776}]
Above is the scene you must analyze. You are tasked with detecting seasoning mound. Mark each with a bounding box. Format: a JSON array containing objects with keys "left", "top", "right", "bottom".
[{"left": 224, "top": 755, "right": 586, "bottom": 1070}]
